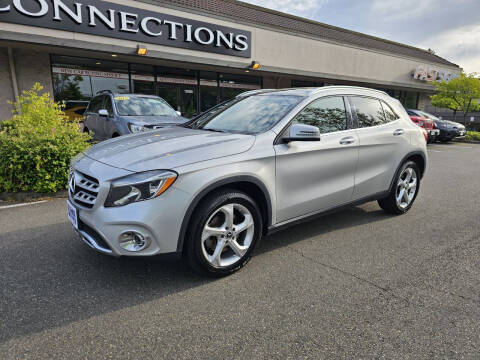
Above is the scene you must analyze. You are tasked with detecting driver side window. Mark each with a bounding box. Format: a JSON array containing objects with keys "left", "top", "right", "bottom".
[
  {"left": 293, "top": 96, "right": 347, "bottom": 134},
  {"left": 104, "top": 97, "right": 114, "bottom": 117}
]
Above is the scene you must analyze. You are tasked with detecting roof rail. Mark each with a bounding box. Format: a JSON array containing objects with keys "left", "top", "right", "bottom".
[
  {"left": 237, "top": 88, "right": 277, "bottom": 97},
  {"left": 312, "top": 86, "right": 389, "bottom": 96},
  {"left": 96, "top": 89, "right": 114, "bottom": 95}
]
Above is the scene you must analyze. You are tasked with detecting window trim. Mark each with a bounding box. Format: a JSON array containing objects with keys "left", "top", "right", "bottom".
[
  {"left": 380, "top": 100, "right": 400, "bottom": 122},
  {"left": 347, "top": 95, "right": 398, "bottom": 129},
  {"left": 103, "top": 95, "right": 115, "bottom": 117},
  {"left": 274, "top": 95, "right": 353, "bottom": 145}
]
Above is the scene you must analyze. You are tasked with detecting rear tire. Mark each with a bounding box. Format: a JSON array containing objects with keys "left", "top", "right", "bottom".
[
  {"left": 185, "top": 189, "right": 263, "bottom": 276},
  {"left": 378, "top": 161, "right": 420, "bottom": 215}
]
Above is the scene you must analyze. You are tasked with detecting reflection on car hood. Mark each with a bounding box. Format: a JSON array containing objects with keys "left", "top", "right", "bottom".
[
  {"left": 83, "top": 126, "right": 255, "bottom": 172},
  {"left": 121, "top": 115, "right": 188, "bottom": 125}
]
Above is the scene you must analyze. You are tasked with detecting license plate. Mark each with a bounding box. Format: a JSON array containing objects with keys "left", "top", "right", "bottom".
[
  {"left": 430, "top": 131, "right": 436, "bottom": 135},
  {"left": 67, "top": 200, "right": 78, "bottom": 230}
]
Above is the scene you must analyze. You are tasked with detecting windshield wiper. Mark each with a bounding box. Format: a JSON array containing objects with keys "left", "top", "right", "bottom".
[{"left": 203, "top": 128, "right": 226, "bottom": 133}]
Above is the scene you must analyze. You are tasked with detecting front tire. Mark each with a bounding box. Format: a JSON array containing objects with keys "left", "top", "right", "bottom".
[
  {"left": 185, "top": 189, "right": 263, "bottom": 276},
  {"left": 378, "top": 161, "right": 420, "bottom": 215}
]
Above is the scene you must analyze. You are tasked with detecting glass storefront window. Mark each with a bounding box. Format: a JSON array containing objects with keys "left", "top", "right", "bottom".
[
  {"left": 52, "top": 73, "right": 92, "bottom": 102},
  {"left": 200, "top": 71, "right": 218, "bottom": 113},
  {"left": 51, "top": 55, "right": 262, "bottom": 118},
  {"left": 391, "top": 90, "right": 419, "bottom": 109},
  {"left": 131, "top": 64, "right": 155, "bottom": 95},
  {"left": 219, "top": 73, "right": 261, "bottom": 103},
  {"left": 157, "top": 67, "right": 198, "bottom": 118},
  {"left": 292, "top": 80, "right": 324, "bottom": 88},
  {"left": 51, "top": 55, "right": 129, "bottom": 102}
]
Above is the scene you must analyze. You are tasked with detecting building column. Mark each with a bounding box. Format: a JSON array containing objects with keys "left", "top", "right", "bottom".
[{"left": 0, "top": 47, "right": 15, "bottom": 121}]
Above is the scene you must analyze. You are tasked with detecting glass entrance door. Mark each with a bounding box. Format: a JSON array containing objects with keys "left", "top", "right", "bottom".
[{"left": 157, "top": 85, "right": 198, "bottom": 118}]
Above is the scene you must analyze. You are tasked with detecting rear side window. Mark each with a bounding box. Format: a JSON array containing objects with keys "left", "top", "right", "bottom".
[
  {"left": 381, "top": 101, "right": 399, "bottom": 122},
  {"left": 349, "top": 96, "right": 386, "bottom": 128},
  {"left": 293, "top": 96, "right": 347, "bottom": 134}
]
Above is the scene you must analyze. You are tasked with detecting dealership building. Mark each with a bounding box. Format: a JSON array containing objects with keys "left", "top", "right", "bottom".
[{"left": 0, "top": 0, "right": 462, "bottom": 120}]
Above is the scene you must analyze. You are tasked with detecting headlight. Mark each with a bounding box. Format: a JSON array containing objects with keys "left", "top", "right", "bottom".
[
  {"left": 105, "top": 170, "right": 177, "bottom": 207},
  {"left": 128, "top": 123, "right": 147, "bottom": 133}
]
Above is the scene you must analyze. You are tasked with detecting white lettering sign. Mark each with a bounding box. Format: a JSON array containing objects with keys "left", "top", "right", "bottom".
[
  {"left": 0, "top": 0, "right": 251, "bottom": 57},
  {"left": 413, "top": 65, "right": 458, "bottom": 82}
]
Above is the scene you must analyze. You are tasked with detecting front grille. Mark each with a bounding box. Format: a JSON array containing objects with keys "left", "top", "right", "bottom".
[{"left": 69, "top": 170, "right": 100, "bottom": 209}]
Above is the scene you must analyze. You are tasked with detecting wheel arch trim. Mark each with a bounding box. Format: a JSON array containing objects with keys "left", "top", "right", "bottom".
[
  {"left": 176, "top": 175, "right": 273, "bottom": 253},
  {"left": 388, "top": 151, "right": 426, "bottom": 193}
]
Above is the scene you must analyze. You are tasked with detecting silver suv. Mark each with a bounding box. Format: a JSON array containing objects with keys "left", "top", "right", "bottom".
[{"left": 67, "top": 87, "right": 427, "bottom": 275}]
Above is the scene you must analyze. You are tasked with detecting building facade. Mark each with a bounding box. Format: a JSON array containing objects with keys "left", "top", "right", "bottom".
[{"left": 0, "top": 0, "right": 461, "bottom": 120}]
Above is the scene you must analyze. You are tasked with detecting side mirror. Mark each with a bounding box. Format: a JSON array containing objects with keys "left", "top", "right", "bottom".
[
  {"left": 283, "top": 123, "right": 320, "bottom": 143},
  {"left": 98, "top": 109, "right": 109, "bottom": 117},
  {"left": 176, "top": 111, "right": 182, "bottom": 116}
]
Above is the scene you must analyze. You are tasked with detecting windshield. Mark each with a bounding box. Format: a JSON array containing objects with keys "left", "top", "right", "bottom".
[
  {"left": 189, "top": 98, "right": 238, "bottom": 126},
  {"left": 114, "top": 96, "right": 177, "bottom": 117},
  {"left": 418, "top": 110, "right": 440, "bottom": 121},
  {"left": 189, "top": 95, "right": 303, "bottom": 134}
]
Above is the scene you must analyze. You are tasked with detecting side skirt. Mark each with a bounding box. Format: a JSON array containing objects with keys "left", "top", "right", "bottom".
[{"left": 266, "top": 191, "right": 389, "bottom": 235}]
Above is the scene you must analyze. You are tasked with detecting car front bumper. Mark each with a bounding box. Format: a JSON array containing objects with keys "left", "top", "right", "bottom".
[{"left": 68, "top": 157, "right": 191, "bottom": 257}]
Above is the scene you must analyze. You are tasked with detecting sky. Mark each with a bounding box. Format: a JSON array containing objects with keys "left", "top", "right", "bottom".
[{"left": 241, "top": 0, "right": 480, "bottom": 73}]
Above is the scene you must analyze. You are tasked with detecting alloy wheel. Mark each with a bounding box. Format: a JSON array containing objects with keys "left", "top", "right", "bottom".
[
  {"left": 201, "top": 203, "right": 255, "bottom": 268},
  {"left": 396, "top": 167, "right": 418, "bottom": 209}
]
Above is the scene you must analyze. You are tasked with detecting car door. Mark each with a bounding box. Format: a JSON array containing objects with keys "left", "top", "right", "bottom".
[
  {"left": 101, "top": 96, "right": 116, "bottom": 139},
  {"left": 349, "top": 96, "right": 411, "bottom": 200},
  {"left": 274, "top": 96, "right": 359, "bottom": 223},
  {"left": 84, "top": 96, "right": 103, "bottom": 141}
]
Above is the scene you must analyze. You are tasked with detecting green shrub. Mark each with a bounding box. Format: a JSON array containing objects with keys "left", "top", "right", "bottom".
[
  {"left": 465, "top": 131, "right": 480, "bottom": 142},
  {"left": 0, "top": 83, "right": 90, "bottom": 193}
]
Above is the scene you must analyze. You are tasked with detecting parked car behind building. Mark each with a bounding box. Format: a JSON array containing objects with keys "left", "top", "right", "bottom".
[
  {"left": 64, "top": 100, "right": 89, "bottom": 122},
  {"left": 412, "top": 110, "right": 466, "bottom": 142},
  {"left": 83, "top": 91, "right": 189, "bottom": 141},
  {"left": 406, "top": 109, "right": 439, "bottom": 143}
]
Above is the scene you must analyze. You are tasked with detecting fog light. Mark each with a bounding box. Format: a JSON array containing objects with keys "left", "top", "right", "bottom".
[{"left": 118, "top": 231, "right": 149, "bottom": 252}]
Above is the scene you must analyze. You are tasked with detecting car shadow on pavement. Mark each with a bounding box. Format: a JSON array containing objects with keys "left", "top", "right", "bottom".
[
  {"left": 0, "top": 203, "right": 389, "bottom": 343},
  {"left": 256, "top": 204, "right": 389, "bottom": 255}
]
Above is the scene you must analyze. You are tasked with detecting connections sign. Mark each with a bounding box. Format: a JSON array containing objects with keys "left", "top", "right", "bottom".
[{"left": 0, "top": 0, "right": 252, "bottom": 57}]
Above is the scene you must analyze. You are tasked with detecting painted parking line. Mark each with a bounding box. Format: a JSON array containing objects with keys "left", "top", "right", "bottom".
[
  {"left": 430, "top": 145, "right": 474, "bottom": 149},
  {"left": 428, "top": 149, "right": 443, "bottom": 153},
  {"left": 0, "top": 200, "right": 48, "bottom": 210}
]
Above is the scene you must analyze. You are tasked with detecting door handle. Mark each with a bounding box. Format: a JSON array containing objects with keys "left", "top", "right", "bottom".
[
  {"left": 339, "top": 136, "right": 355, "bottom": 145},
  {"left": 393, "top": 129, "right": 404, "bottom": 136}
]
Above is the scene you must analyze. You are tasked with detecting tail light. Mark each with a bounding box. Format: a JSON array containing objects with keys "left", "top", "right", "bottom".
[{"left": 421, "top": 128, "right": 428, "bottom": 142}]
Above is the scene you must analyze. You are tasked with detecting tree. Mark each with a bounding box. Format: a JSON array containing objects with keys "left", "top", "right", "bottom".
[{"left": 430, "top": 72, "right": 480, "bottom": 125}]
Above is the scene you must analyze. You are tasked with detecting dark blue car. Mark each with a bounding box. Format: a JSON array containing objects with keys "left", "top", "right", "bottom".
[{"left": 83, "top": 91, "right": 188, "bottom": 141}]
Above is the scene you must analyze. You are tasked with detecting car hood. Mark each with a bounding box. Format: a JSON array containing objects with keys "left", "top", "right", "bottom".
[
  {"left": 122, "top": 115, "right": 188, "bottom": 125},
  {"left": 83, "top": 126, "right": 255, "bottom": 172}
]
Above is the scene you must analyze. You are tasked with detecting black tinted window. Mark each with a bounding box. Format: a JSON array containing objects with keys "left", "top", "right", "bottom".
[
  {"left": 88, "top": 96, "right": 104, "bottom": 113},
  {"left": 104, "top": 97, "right": 114, "bottom": 117},
  {"left": 293, "top": 96, "right": 347, "bottom": 133},
  {"left": 381, "top": 101, "right": 399, "bottom": 122},
  {"left": 350, "top": 97, "right": 386, "bottom": 127}
]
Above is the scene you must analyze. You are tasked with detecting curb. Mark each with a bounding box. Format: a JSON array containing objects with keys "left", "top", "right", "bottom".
[
  {"left": 0, "top": 190, "right": 68, "bottom": 203},
  {"left": 453, "top": 140, "right": 480, "bottom": 144}
]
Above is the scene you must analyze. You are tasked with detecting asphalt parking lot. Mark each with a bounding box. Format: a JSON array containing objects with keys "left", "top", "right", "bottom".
[{"left": 1, "top": 142, "right": 479, "bottom": 359}]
